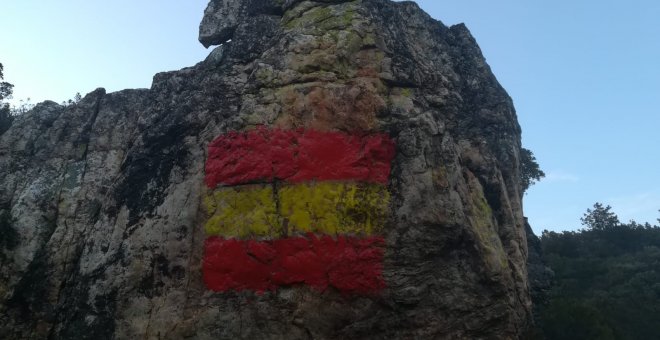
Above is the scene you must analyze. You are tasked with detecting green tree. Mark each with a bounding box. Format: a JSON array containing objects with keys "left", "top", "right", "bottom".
[
  {"left": 0, "top": 62, "right": 14, "bottom": 134},
  {"left": 581, "top": 203, "right": 620, "bottom": 230},
  {"left": 520, "top": 147, "right": 545, "bottom": 193},
  {"left": 541, "top": 299, "right": 616, "bottom": 340},
  {"left": 539, "top": 219, "right": 660, "bottom": 339}
]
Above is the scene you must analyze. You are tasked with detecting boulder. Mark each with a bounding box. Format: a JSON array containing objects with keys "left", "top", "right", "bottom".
[{"left": 0, "top": 0, "right": 533, "bottom": 338}]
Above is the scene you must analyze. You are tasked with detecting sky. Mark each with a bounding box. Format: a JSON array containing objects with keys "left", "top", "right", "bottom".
[{"left": 1, "top": 1, "right": 659, "bottom": 233}]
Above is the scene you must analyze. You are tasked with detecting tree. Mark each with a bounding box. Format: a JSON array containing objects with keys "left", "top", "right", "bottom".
[
  {"left": 581, "top": 203, "right": 620, "bottom": 230},
  {"left": 0, "top": 62, "right": 14, "bottom": 134},
  {"left": 520, "top": 147, "right": 545, "bottom": 194},
  {"left": 1, "top": 63, "right": 15, "bottom": 133},
  {"left": 539, "top": 218, "right": 660, "bottom": 339},
  {"left": 0, "top": 102, "right": 10, "bottom": 134},
  {"left": 541, "top": 299, "right": 616, "bottom": 340},
  {"left": 61, "top": 92, "right": 82, "bottom": 107}
]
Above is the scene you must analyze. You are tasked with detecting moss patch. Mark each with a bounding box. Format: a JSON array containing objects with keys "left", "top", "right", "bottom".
[
  {"left": 284, "top": 6, "right": 333, "bottom": 30},
  {"left": 284, "top": 3, "right": 357, "bottom": 33},
  {"left": 466, "top": 172, "right": 508, "bottom": 271}
]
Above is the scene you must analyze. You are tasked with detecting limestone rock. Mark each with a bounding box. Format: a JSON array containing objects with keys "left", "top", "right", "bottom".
[{"left": 1, "top": 0, "right": 533, "bottom": 338}]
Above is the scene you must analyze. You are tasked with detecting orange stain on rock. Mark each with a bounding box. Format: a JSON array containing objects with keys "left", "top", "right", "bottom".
[{"left": 276, "top": 81, "right": 385, "bottom": 132}]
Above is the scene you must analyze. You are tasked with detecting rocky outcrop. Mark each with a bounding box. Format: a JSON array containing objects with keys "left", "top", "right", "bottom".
[{"left": 0, "top": 0, "right": 533, "bottom": 338}]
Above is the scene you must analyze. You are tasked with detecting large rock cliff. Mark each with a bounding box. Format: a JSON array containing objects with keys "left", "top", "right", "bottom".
[{"left": 0, "top": 0, "right": 532, "bottom": 338}]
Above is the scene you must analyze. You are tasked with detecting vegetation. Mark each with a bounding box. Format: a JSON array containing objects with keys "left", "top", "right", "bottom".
[
  {"left": 520, "top": 147, "right": 545, "bottom": 194},
  {"left": 0, "top": 62, "right": 82, "bottom": 134},
  {"left": 60, "top": 92, "right": 81, "bottom": 107},
  {"left": 11, "top": 97, "right": 35, "bottom": 115},
  {"left": 580, "top": 203, "right": 621, "bottom": 230},
  {"left": 538, "top": 203, "right": 660, "bottom": 339},
  {"left": 0, "top": 63, "right": 14, "bottom": 134}
]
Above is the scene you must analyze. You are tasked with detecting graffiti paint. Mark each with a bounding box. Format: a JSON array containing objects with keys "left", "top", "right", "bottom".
[
  {"left": 203, "top": 234, "right": 385, "bottom": 294},
  {"left": 204, "top": 182, "right": 390, "bottom": 238},
  {"left": 202, "top": 128, "right": 395, "bottom": 294},
  {"left": 205, "top": 128, "right": 395, "bottom": 188},
  {"left": 203, "top": 184, "right": 279, "bottom": 238},
  {"left": 279, "top": 182, "right": 389, "bottom": 235}
]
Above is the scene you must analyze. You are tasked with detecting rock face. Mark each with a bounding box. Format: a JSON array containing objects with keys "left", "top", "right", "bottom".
[
  {"left": 0, "top": 0, "right": 533, "bottom": 338},
  {"left": 525, "top": 220, "right": 554, "bottom": 327}
]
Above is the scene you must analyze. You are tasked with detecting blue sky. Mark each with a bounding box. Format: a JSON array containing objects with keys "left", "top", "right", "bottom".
[{"left": 2, "top": 1, "right": 659, "bottom": 233}]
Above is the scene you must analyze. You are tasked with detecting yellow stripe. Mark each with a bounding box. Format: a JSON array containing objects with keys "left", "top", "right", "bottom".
[
  {"left": 204, "top": 182, "right": 390, "bottom": 238},
  {"left": 203, "top": 184, "right": 280, "bottom": 238},
  {"left": 279, "top": 182, "right": 389, "bottom": 235}
]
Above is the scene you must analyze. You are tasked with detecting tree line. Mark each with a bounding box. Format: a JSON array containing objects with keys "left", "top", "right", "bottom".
[{"left": 537, "top": 203, "right": 660, "bottom": 339}]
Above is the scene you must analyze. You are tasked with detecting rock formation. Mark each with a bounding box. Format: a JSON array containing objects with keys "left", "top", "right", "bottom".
[{"left": 0, "top": 0, "right": 533, "bottom": 338}]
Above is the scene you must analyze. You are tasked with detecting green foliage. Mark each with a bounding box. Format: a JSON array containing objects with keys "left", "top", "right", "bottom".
[
  {"left": 539, "top": 206, "right": 660, "bottom": 339},
  {"left": 0, "top": 62, "right": 14, "bottom": 134},
  {"left": 581, "top": 202, "right": 620, "bottom": 230},
  {"left": 520, "top": 147, "right": 545, "bottom": 194},
  {"left": 0, "top": 104, "right": 10, "bottom": 135},
  {"left": 0, "top": 63, "right": 13, "bottom": 101},
  {"left": 541, "top": 298, "right": 616, "bottom": 340}
]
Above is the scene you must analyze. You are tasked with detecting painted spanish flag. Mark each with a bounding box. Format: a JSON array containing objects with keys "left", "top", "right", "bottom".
[{"left": 202, "top": 128, "right": 395, "bottom": 294}]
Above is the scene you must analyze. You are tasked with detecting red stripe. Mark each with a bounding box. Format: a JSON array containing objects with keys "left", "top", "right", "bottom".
[
  {"left": 205, "top": 128, "right": 395, "bottom": 188},
  {"left": 203, "top": 234, "right": 385, "bottom": 294}
]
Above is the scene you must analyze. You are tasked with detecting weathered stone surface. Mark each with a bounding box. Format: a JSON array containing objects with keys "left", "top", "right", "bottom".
[
  {"left": 199, "top": 0, "right": 284, "bottom": 47},
  {"left": 1, "top": 0, "right": 534, "bottom": 338}
]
